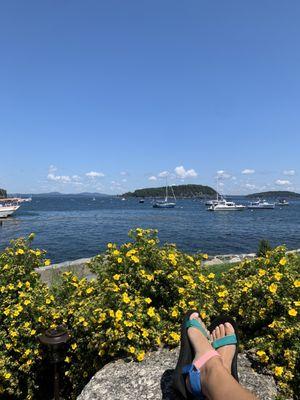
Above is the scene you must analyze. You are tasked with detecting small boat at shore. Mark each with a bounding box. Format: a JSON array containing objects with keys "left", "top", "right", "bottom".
[
  {"left": 248, "top": 199, "right": 275, "bottom": 209},
  {"left": 208, "top": 199, "right": 246, "bottom": 211},
  {"left": 0, "top": 198, "right": 21, "bottom": 218}
]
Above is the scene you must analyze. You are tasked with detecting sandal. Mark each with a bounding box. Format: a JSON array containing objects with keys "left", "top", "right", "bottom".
[
  {"left": 209, "top": 315, "right": 239, "bottom": 382},
  {"left": 173, "top": 310, "right": 220, "bottom": 399}
]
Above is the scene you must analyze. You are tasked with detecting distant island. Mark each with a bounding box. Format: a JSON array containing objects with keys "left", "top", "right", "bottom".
[
  {"left": 0, "top": 188, "right": 7, "bottom": 198},
  {"left": 247, "top": 190, "right": 300, "bottom": 199},
  {"left": 122, "top": 184, "right": 217, "bottom": 199}
]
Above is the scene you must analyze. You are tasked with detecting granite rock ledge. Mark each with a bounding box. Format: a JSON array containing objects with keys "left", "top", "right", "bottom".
[{"left": 77, "top": 348, "right": 278, "bottom": 400}]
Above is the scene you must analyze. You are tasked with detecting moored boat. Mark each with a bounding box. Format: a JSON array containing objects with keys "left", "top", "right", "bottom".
[
  {"left": 247, "top": 199, "right": 275, "bottom": 209},
  {"left": 0, "top": 199, "right": 21, "bottom": 218},
  {"left": 153, "top": 180, "right": 176, "bottom": 208},
  {"left": 208, "top": 199, "right": 246, "bottom": 211},
  {"left": 276, "top": 199, "right": 289, "bottom": 206}
]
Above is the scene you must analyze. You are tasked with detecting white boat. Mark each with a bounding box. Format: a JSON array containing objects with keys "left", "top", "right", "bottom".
[
  {"left": 248, "top": 199, "right": 275, "bottom": 209},
  {"left": 276, "top": 199, "right": 289, "bottom": 206},
  {"left": 0, "top": 199, "right": 21, "bottom": 218},
  {"left": 153, "top": 180, "right": 176, "bottom": 208},
  {"left": 208, "top": 199, "right": 246, "bottom": 211}
]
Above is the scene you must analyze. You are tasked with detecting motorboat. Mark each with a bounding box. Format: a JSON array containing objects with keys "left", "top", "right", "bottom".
[
  {"left": 139, "top": 199, "right": 145, "bottom": 203},
  {"left": 247, "top": 199, "right": 275, "bottom": 209},
  {"left": 0, "top": 199, "right": 21, "bottom": 218},
  {"left": 276, "top": 199, "right": 289, "bottom": 206},
  {"left": 208, "top": 199, "right": 246, "bottom": 211}
]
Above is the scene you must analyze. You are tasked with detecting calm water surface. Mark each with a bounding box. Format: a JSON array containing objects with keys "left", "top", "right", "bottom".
[{"left": 0, "top": 196, "right": 299, "bottom": 263}]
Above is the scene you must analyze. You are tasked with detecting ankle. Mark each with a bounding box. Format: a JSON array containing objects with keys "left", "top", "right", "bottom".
[{"left": 200, "top": 357, "right": 225, "bottom": 394}]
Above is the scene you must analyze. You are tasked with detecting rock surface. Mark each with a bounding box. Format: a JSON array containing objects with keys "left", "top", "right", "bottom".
[{"left": 77, "top": 348, "right": 277, "bottom": 400}]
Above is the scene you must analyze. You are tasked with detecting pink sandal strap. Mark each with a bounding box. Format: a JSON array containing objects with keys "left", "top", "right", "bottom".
[{"left": 193, "top": 350, "right": 221, "bottom": 370}]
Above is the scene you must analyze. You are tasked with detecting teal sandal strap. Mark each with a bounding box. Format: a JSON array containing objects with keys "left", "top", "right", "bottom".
[
  {"left": 185, "top": 319, "right": 210, "bottom": 339},
  {"left": 212, "top": 334, "right": 237, "bottom": 349}
]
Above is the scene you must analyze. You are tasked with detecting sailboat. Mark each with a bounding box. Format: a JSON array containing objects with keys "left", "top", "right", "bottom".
[{"left": 153, "top": 180, "right": 176, "bottom": 208}]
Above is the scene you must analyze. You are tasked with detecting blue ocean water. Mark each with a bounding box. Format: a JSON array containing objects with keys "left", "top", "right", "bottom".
[{"left": 0, "top": 196, "right": 299, "bottom": 263}]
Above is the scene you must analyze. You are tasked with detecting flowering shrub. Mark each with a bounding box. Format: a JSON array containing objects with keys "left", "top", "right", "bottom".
[
  {"left": 220, "top": 246, "right": 300, "bottom": 398},
  {"left": 0, "top": 230, "right": 299, "bottom": 399}
]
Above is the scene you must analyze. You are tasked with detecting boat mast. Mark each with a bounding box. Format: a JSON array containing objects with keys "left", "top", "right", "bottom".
[{"left": 165, "top": 177, "right": 168, "bottom": 202}]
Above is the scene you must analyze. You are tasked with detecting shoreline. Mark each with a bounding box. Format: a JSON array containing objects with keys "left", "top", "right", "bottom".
[{"left": 35, "top": 248, "right": 300, "bottom": 285}]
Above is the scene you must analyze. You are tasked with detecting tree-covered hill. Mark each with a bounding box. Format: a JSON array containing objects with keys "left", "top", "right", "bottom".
[
  {"left": 122, "top": 184, "right": 217, "bottom": 198},
  {"left": 0, "top": 188, "right": 7, "bottom": 198},
  {"left": 247, "top": 190, "right": 300, "bottom": 199}
]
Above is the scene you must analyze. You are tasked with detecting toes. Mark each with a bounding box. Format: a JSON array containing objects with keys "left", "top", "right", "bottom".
[
  {"left": 219, "top": 323, "right": 225, "bottom": 338},
  {"left": 190, "top": 312, "right": 199, "bottom": 320},
  {"left": 224, "top": 322, "right": 235, "bottom": 335},
  {"left": 215, "top": 326, "right": 221, "bottom": 339}
]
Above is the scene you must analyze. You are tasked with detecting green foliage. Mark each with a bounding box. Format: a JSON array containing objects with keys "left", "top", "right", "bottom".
[
  {"left": 257, "top": 239, "right": 272, "bottom": 257},
  {"left": 0, "top": 230, "right": 299, "bottom": 399},
  {"left": 0, "top": 188, "right": 7, "bottom": 198},
  {"left": 122, "top": 184, "right": 217, "bottom": 198}
]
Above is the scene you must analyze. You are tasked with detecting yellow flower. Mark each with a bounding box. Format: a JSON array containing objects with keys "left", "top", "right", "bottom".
[
  {"left": 145, "top": 298, "right": 152, "bottom": 304},
  {"left": 294, "top": 301, "right": 300, "bottom": 307},
  {"left": 274, "top": 366, "right": 284, "bottom": 377},
  {"left": 279, "top": 257, "right": 287, "bottom": 266},
  {"left": 268, "top": 283, "right": 277, "bottom": 294},
  {"left": 113, "top": 274, "right": 120, "bottom": 281},
  {"left": 16, "top": 249, "right": 24, "bottom": 255},
  {"left": 35, "top": 250, "right": 41, "bottom": 256},
  {"left": 294, "top": 280, "right": 300, "bottom": 288},
  {"left": 274, "top": 272, "right": 283, "bottom": 281},
  {"left": 147, "top": 307, "right": 155, "bottom": 317},
  {"left": 208, "top": 273, "right": 215, "bottom": 279},
  {"left": 30, "top": 329, "right": 36, "bottom": 336},
  {"left": 203, "top": 253, "right": 209, "bottom": 259},
  {"left": 217, "top": 290, "right": 228, "bottom": 298},
  {"left": 127, "top": 332, "right": 134, "bottom": 340},
  {"left": 86, "top": 287, "right": 94, "bottom": 294},
  {"left": 258, "top": 269, "right": 266, "bottom": 277},
  {"left": 256, "top": 350, "right": 269, "bottom": 363},
  {"left": 24, "top": 299, "right": 31, "bottom": 306},
  {"left": 128, "top": 346, "right": 135, "bottom": 354},
  {"left": 122, "top": 293, "right": 130, "bottom": 304},
  {"left": 71, "top": 343, "right": 77, "bottom": 350},
  {"left": 65, "top": 356, "right": 71, "bottom": 363},
  {"left": 4, "top": 373, "right": 11, "bottom": 379},
  {"left": 117, "top": 257, "right": 123, "bottom": 264},
  {"left": 170, "top": 332, "right": 180, "bottom": 342},
  {"left": 115, "top": 310, "right": 123, "bottom": 321},
  {"left": 107, "top": 243, "right": 113, "bottom": 248},
  {"left": 171, "top": 309, "right": 178, "bottom": 318},
  {"left": 44, "top": 259, "right": 51, "bottom": 266},
  {"left": 288, "top": 309, "right": 297, "bottom": 317},
  {"left": 137, "top": 350, "right": 145, "bottom": 361},
  {"left": 131, "top": 255, "right": 140, "bottom": 263},
  {"left": 113, "top": 249, "right": 120, "bottom": 256}
]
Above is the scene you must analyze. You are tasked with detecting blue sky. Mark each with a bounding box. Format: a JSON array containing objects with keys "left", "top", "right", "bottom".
[{"left": 0, "top": 1, "right": 299, "bottom": 195}]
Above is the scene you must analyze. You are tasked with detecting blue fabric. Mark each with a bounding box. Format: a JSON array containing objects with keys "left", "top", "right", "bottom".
[
  {"left": 213, "top": 334, "right": 237, "bottom": 349},
  {"left": 185, "top": 319, "right": 209, "bottom": 339},
  {"left": 182, "top": 364, "right": 204, "bottom": 399}
]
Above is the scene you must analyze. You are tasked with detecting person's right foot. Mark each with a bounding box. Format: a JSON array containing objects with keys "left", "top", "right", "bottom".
[{"left": 210, "top": 322, "right": 236, "bottom": 373}]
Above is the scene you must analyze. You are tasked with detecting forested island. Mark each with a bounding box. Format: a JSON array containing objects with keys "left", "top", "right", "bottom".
[
  {"left": 247, "top": 190, "right": 300, "bottom": 199},
  {"left": 122, "top": 184, "right": 217, "bottom": 198},
  {"left": 0, "top": 188, "right": 7, "bottom": 198}
]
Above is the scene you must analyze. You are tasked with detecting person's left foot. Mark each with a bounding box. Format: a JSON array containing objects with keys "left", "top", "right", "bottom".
[{"left": 210, "top": 322, "right": 236, "bottom": 373}]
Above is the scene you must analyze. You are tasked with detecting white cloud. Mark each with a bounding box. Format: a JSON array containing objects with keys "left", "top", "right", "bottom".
[
  {"left": 120, "top": 171, "right": 128, "bottom": 176},
  {"left": 158, "top": 171, "right": 169, "bottom": 178},
  {"left": 85, "top": 171, "right": 105, "bottom": 178},
  {"left": 174, "top": 165, "right": 198, "bottom": 179},
  {"left": 47, "top": 173, "right": 71, "bottom": 183},
  {"left": 121, "top": 178, "right": 127, "bottom": 183},
  {"left": 217, "top": 170, "right": 231, "bottom": 179},
  {"left": 148, "top": 176, "right": 157, "bottom": 181},
  {"left": 72, "top": 175, "right": 81, "bottom": 181},
  {"left": 283, "top": 170, "right": 295, "bottom": 176},
  {"left": 242, "top": 169, "right": 255, "bottom": 175},
  {"left": 245, "top": 183, "right": 256, "bottom": 189},
  {"left": 275, "top": 179, "right": 291, "bottom": 186}
]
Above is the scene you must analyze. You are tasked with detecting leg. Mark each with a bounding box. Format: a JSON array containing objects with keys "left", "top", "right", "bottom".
[{"left": 187, "top": 314, "right": 257, "bottom": 400}]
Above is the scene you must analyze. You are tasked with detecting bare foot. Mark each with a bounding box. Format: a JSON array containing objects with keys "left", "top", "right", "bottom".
[
  {"left": 211, "top": 322, "right": 236, "bottom": 373},
  {"left": 187, "top": 313, "right": 222, "bottom": 391}
]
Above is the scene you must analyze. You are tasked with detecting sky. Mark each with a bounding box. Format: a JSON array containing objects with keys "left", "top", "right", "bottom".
[{"left": 0, "top": 1, "right": 299, "bottom": 195}]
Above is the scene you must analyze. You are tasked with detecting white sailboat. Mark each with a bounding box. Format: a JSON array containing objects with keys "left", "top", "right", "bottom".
[
  {"left": 153, "top": 180, "right": 176, "bottom": 208},
  {"left": 248, "top": 199, "right": 275, "bottom": 209}
]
